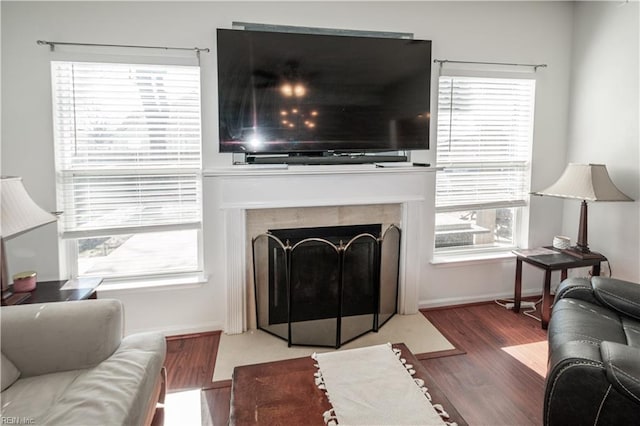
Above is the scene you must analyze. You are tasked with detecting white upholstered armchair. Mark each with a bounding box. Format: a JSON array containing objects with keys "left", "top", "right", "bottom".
[{"left": 1, "top": 299, "right": 166, "bottom": 425}]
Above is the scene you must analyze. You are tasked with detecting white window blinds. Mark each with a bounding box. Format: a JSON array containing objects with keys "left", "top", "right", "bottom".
[
  {"left": 52, "top": 61, "right": 202, "bottom": 238},
  {"left": 435, "top": 76, "right": 535, "bottom": 212}
]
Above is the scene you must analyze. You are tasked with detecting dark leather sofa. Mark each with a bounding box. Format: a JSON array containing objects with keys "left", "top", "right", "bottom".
[{"left": 545, "top": 276, "right": 640, "bottom": 425}]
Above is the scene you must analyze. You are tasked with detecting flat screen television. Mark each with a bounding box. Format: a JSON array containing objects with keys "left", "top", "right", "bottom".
[{"left": 217, "top": 28, "right": 432, "bottom": 158}]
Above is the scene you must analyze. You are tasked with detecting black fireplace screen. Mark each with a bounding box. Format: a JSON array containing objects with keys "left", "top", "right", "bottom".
[{"left": 252, "top": 224, "right": 401, "bottom": 348}]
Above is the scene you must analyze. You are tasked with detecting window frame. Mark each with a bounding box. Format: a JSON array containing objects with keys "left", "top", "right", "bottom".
[
  {"left": 432, "top": 71, "right": 536, "bottom": 260},
  {"left": 51, "top": 60, "right": 205, "bottom": 285}
]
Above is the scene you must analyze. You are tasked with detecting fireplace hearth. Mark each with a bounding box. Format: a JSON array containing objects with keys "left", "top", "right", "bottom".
[{"left": 252, "top": 224, "right": 401, "bottom": 348}]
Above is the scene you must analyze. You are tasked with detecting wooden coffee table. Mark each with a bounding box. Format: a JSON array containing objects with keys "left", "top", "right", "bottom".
[{"left": 229, "top": 343, "right": 466, "bottom": 425}]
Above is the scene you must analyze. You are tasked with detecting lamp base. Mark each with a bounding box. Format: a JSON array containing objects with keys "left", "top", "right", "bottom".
[{"left": 562, "top": 247, "right": 605, "bottom": 260}]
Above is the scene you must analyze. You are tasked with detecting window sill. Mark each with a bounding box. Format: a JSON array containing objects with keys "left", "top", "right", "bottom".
[
  {"left": 431, "top": 249, "right": 516, "bottom": 266},
  {"left": 96, "top": 273, "right": 208, "bottom": 294}
]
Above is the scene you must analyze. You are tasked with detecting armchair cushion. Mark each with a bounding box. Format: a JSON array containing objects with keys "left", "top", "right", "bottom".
[
  {"left": 1, "top": 370, "right": 85, "bottom": 420},
  {"left": 1, "top": 352, "right": 20, "bottom": 391},
  {"left": 41, "top": 332, "right": 165, "bottom": 425},
  {"left": 548, "top": 298, "right": 627, "bottom": 353}
]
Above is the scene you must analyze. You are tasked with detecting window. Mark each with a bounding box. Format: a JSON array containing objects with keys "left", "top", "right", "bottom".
[
  {"left": 434, "top": 75, "right": 535, "bottom": 255},
  {"left": 51, "top": 61, "right": 203, "bottom": 282}
]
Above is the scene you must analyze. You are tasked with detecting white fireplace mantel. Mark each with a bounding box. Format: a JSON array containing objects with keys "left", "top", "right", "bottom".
[{"left": 204, "top": 164, "right": 437, "bottom": 334}]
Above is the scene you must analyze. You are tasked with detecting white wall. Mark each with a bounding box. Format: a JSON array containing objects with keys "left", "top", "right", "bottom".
[
  {"left": 2, "top": 1, "right": 575, "bottom": 334},
  {"left": 562, "top": 1, "right": 640, "bottom": 282}
]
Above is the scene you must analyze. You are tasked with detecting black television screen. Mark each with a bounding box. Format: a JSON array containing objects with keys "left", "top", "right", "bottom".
[{"left": 217, "top": 29, "right": 431, "bottom": 154}]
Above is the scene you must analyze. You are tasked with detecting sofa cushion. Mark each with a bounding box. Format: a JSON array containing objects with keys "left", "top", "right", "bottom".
[{"left": 1, "top": 352, "right": 21, "bottom": 391}]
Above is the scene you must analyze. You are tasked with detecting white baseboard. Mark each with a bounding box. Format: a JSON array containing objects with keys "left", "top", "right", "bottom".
[
  {"left": 419, "top": 288, "right": 542, "bottom": 310},
  {"left": 125, "top": 321, "right": 224, "bottom": 338}
]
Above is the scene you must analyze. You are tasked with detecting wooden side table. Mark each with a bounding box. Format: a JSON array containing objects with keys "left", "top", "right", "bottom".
[
  {"left": 10, "top": 277, "right": 103, "bottom": 304},
  {"left": 513, "top": 247, "right": 606, "bottom": 329}
]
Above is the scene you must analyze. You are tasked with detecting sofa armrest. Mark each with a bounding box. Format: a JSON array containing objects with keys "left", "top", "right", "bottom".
[
  {"left": 601, "top": 341, "right": 640, "bottom": 402},
  {"left": 1, "top": 299, "right": 123, "bottom": 377},
  {"left": 592, "top": 277, "right": 640, "bottom": 320}
]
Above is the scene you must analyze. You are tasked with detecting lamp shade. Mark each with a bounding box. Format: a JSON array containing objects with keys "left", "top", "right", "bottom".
[
  {"left": 532, "top": 163, "right": 633, "bottom": 202},
  {"left": 1, "top": 176, "right": 57, "bottom": 239}
]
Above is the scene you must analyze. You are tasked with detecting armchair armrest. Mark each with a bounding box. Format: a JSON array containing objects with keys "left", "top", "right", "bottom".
[
  {"left": 1, "top": 299, "right": 123, "bottom": 377},
  {"left": 545, "top": 340, "right": 640, "bottom": 425},
  {"left": 601, "top": 341, "right": 640, "bottom": 403},
  {"left": 554, "top": 277, "right": 599, "bottom": 305},
  {"left": 592, "top": 277, "right": 640, "bottom": 320}
]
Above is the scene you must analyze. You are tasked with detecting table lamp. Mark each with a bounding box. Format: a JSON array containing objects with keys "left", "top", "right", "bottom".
[
  {"left": 1, "top": 176, "right": 57, "bottom": 305},
  {"left": 532, "top": 163, "right": 633, "bottom": 259}
]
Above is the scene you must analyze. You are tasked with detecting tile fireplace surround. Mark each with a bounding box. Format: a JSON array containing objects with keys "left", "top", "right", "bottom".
[{"left": 204, "top": 164, "right": 437, "bottom": 334}]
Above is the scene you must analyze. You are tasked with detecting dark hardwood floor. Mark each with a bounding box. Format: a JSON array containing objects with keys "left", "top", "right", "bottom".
[
  {"left": 165, "top": 331, "right": 220, "bottom": 391},
  {"left": 164, "top": 302, "right": 548, "bottom": 426},
  {"left": 422, "top": 302, "right": 548, "bottom": 425}
]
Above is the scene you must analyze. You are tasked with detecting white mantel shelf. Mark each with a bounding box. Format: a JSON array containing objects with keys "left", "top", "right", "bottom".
[
  {"left": 205, "top": 163, "right": 437, "bottom": 334},
  {"left": 203, "top": 164, "right": 440, "bottom": 177}
]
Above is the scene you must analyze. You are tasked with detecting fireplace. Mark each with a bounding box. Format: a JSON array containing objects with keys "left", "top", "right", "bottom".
[
  {"left": 252, "top": 224, "right": 400, "bottom": 348},
  {"left": 205, "top": 165, "right": 437, "bottom": 334}
]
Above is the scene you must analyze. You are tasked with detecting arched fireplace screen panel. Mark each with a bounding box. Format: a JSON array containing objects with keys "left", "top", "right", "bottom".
[
  {"left": 290, "top": 238, "right": 340, "bottom": 347},
  {"left": 252, "top": 224, "right": 401, "bottom": 348},
  {"left": 339, "top": 233, "right": 378, "bottom": 346},
  {"left": 379, "top": 225, "right": 401, "bottom": 329},
  {"left": 252, "top": 234, "right": 288, "bottom": 341}
]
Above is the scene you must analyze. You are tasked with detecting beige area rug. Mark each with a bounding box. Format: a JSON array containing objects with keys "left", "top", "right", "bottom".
[{"left": 213, "top": 313, "right": 456, "bottom": 382}]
